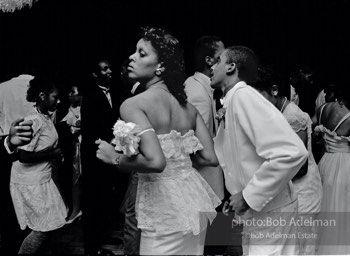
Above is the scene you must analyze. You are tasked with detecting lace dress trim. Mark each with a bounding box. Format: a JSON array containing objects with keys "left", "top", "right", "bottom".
[
  {"left": 314, "top": 125, "right": 350, "bottom": 142},
  {"left": 136, "top": 130, "right": 220, "bottom": 235}
]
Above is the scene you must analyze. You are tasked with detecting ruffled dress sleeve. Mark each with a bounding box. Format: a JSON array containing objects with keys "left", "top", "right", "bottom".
[
  {"left": 284, "top": 103, "right": 309, "bottom": 133},
  {"left": 19, "top": 114, "right": 43, "bottom": 152}
]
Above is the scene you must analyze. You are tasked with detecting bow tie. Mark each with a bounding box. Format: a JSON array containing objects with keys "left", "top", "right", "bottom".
[{"left": 100, "top": 87, "right": 110, "bottom": 94}]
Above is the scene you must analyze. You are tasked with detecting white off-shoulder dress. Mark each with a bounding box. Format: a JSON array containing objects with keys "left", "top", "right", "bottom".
[{"left": 135, "top": 129, "right": 221, "bottom": 255}]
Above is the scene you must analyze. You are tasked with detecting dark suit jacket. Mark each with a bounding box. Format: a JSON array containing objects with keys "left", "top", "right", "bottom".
[{"left": 81, "top": 81, "right": 120, "bottom": 178}]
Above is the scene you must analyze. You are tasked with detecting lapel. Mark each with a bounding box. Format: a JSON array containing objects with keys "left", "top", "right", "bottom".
[
  {"left": 223, "top": 81, "right": 247, "bottom": 109},
  {"left": 96, "top": 87, "right": 111, "bottom": 110},
  {"left": 193, "top": 72, "right": 218, "bottom": 133},
  {"left": 193, "top": 72, "right": 214, "bottom": 102}
]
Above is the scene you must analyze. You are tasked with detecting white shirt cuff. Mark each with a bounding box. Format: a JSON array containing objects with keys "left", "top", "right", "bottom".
[{"left": 4, "top": 136, "right": 15, "bottom": 154}]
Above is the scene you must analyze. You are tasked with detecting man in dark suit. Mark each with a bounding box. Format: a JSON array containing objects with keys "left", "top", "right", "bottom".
[
  {"left": 0, "top": 118, "right": 33, "bottom": 254},
  {"left": 80, "top": 59, "right": 122, "bottom": 256}
]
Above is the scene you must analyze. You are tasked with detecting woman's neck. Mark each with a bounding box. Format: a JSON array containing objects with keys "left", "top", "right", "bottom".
[
  {"left": 145, "top": 79, "right": 165, "bottom": 90},
  {"left": 276, "top": 96, "right": 288, "bottom": 112},
  {"left": 36, "top": 103, "right": 48, "bottom": 115}
]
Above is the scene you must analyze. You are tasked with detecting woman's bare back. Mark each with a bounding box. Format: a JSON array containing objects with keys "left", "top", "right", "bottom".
[
  {"left": 319, "top": 102, "right": 350, "bottom": 136},
  {"left": 121, "top": 87, "right": 197, "bottom": 135}
]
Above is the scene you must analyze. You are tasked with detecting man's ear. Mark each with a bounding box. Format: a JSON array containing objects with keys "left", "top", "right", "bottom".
[
  {"left": 92, "top": 72, "right": 97, "bottom": 78},
  {"left": 227, "top": 62, "right": 236, "bottom": 75},
  {"left": 39, "top": 92, "right": 46, "bottom": 101},
  {"left": 205, "top": 56, "right": 214, "bottom": 67}
]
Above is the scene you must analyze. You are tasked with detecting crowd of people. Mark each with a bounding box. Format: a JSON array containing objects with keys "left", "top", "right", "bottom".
[{"left": 1, "top": 26, "right": 350, "bottom": 255}]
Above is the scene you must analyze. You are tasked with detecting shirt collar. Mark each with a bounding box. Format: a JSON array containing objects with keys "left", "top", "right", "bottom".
[
  {"left": 222, "top": 81, "right": 247, "bottom": 108},
  {"left": 98, "top": 85, "right": 110, "bottom": 93}
]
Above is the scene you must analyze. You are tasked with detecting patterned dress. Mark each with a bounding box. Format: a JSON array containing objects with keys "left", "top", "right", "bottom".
[
  {"left": 136, "top": 129, "right": 221, "bottom": 255},
  {"left": 283, "top": 102, "right": 323, "bottom": 255},
  {"left": 283, "top": 102, "right": 322, "bottom": 214},
  {"left": 10, "top": 108, "right": 67, "bottom": 231}
]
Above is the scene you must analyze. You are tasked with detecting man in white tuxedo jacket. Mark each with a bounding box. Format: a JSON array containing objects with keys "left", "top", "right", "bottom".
[
  {"left": 211, "top": 46, "right": 308, "bottom": 255},
  {"left": 185, "top": 36, "right": 225, "bottom": 199}
]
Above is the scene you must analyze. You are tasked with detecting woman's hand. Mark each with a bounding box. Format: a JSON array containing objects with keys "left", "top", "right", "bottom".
[{"left": 95, "top": 139, "right": 119, "bottom": 165}]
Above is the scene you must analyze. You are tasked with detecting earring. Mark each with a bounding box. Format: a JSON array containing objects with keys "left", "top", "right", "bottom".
[
  {"left": 155, "top": 68, "right": 162, "bottom": 76},
  {"left": 273, "top": 91, "right": 278, "bottom": 96}
]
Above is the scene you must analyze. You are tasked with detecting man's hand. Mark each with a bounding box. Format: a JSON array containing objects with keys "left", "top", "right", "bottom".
[
  {"left": 229, "top": 191, "right": 250, "bottom": 215},
  {"left": 8, "top": 118, "right": 33, "bottom": 151}
]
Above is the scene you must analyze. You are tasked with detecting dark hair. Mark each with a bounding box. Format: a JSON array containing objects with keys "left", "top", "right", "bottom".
[
  {"left": 335, "top": 84, "right": 350, "bottom": 102},
  {"left": 225, "top": 46, "right": 259, "bottom": 84},
  {"left": 252, "top": 66, "right": 290, "bottom": 97},
  {"left": 89, "top": 58, "right": 112, "bottom": 76},
  {"left": 26, "top": 75, "right": 57, "bottom": 103},
  {"left": 290, "top": 72, "right": 308, "bottom": 91},
  {"left": 252, "top": 66, "right": 276, "bottom": 91},
  {"left": 140, "top": 26, "right": 187, "bottom": 106},
  {"left": 324, "top": 83, "right": 337, "bottom": 95},
  {"left": 194, "top": 35, "right": 222, "bottom": 72}
]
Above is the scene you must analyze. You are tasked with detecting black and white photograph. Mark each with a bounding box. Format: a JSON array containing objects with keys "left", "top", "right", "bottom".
[{"left": 1, "top": 0, "right": 350, "bottom": 255}]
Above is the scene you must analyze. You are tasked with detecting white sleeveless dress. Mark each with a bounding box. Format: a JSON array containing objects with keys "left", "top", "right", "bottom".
[
  {"left": 315, "top": 105, "right": 350, "bottom": 255},
  {"left": 135, "top": 129, "right": 221, "bottom": 255}
]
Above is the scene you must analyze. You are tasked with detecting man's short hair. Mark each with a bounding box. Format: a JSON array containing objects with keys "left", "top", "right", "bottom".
[
  {"left": 225, "top": 46, "right": 259, "bottom": 84},
  {"left": 194, "top": 35, "right": 222, "bottom": 72}
]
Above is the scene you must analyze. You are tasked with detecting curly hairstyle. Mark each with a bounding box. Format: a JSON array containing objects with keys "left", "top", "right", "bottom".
[
  {"left": 26, "top": 75, "right": 57, "bottom": 103},
  {"left": 252, "top": 66, "right": 290, "bottom": 97},
  {"left": 140, "top": 27, "right": 187, "bottom": 106}
]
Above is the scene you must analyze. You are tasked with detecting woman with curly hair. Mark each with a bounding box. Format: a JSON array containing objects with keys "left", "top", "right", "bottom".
[
  {"left": 95, "top": 27, "right": 220, "bottom": 255},
  {"left": 252, "top": 66, "right": 322, "bottom": 255},
  {"left": 10, "top": 75, "right": 67, "bottom": 254}
]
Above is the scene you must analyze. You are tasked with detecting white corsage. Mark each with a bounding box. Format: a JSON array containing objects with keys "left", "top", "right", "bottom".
[
  {"left": 111, "top": 119, "right": 142, "bottom": 157},
  {"left": 215, "top": 107, "right": 226, "bottom": 124}
]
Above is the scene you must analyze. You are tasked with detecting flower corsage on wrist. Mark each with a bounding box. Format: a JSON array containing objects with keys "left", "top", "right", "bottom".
[{"left": 111, "top": 119, "right": 142, "bottom": 161}]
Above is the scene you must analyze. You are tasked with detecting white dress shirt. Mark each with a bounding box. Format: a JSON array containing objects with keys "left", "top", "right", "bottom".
[
  {"left": 3, "top": 136, "right": 14, "bottom": 154},
  {"left": 214, "top": 81, "right": 308, "bottom": 212}
]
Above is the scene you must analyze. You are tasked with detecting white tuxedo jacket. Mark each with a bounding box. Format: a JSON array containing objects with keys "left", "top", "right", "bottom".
[
  {"left": 185, "top": 72, "right": 224, "bottom": 199},
  {"left": 185, "top": 72, "right": 217, "bottom": 137},
  {"left": 214, "top": 81, "right": 308, "bottom": 211}
]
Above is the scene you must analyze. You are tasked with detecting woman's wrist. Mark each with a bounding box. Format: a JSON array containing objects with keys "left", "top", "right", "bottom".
[{"left": 113, "top": 153, "right": 122, "bottom": 167}]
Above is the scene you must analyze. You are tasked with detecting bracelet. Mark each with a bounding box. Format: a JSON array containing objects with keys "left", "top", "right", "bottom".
[{"left": 113, "top": 154, "right": 122, "bottom": 167}]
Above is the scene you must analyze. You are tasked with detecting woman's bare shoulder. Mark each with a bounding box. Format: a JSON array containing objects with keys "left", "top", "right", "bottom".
[
  {"left": 121, "top": 92, "right": 148, "bottom": 107},
  {"left": 185, "top": 101, "right": 199, "bottom": 116},
  {"left": 120, "top": 91, "right": 155, "bottom": 115}
]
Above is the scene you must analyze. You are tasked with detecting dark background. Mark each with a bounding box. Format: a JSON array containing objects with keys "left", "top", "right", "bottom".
[{"left": 1, "top": 0, "right": 349, "bottom": 89}]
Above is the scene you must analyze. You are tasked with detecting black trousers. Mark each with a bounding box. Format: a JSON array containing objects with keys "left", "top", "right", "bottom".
[{"left": 82, "top": 164, "right": 117, "bottom": 254}]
